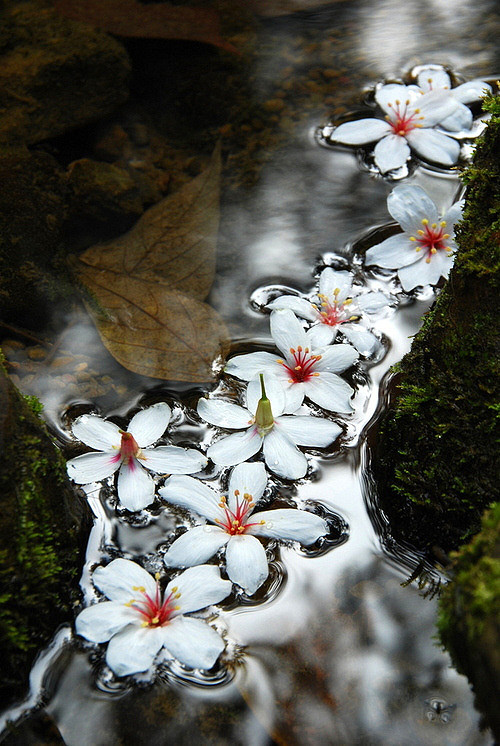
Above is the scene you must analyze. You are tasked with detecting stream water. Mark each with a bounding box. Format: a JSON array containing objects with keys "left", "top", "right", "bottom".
[{"left": 1, "top": 1, "right": 499, "bottom": 744}]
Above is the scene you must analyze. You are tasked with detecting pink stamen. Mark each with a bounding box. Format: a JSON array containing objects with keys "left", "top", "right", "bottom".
[
  {"left": 130, "top": 582, "right": 177, "bottom": 627},
  {"left": 414, "top": 222, "right": 449, "bottom": 260},
  {"left": 387, "top": 99, "right": 420, "bottom": 136},
  {"left": 216, "top": 491, "right": 263, "bottom": 535},
  {"left": 277, "top": 346, "right": 321, "bottom": 384}
]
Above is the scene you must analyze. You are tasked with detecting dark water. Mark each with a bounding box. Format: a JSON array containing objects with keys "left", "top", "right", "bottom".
[{"left": 1, "top": 0, "right": 499, "bottom": 744}]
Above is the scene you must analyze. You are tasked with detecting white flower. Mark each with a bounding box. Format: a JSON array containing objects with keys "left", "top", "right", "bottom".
[
  {"left": 160, "top": 462, "right": 328, "bottom": 595},
  {"left": 329, "top": 83, "right": 461, "bottom": 173},
  {"left": 67, "top": 403, "right": 207, "bottom": 511},
  {"left": 415, "top": 65, "right": 492, "bottom": 132},
  {"left": 225, "top": 309, "right": 358, "bottom": 413},
  {"left": 267, "top": 267, "right": 388, "bottom": 355},
  {"left": 75, "top": 559, "right": 231, "bottom": 677},
  {"left": 365, "top": 184, "right": 464, "bottom": 291},
  {"left": 198, "top": 374, "right": 342, "bottom": 480}
]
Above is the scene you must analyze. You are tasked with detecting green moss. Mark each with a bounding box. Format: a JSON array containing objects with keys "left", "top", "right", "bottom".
[{"left": 373, "top": 95, "right": 500, "bottom": 551}]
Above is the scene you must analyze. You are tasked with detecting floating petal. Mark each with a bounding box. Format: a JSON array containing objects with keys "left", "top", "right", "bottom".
[
  {"left": 127, "top": 402, "right": 171, "bottom": 447},
  {"left": 225, "top": 534, "right": 269, "bottom": 595}
]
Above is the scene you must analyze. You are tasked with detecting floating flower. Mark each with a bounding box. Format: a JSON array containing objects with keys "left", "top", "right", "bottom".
[
  {"left": 160, "top": 462, "right": 328, "bottom": 595},
  {"left": 198, "top": 374, "right": 342, "bottom": 480},
  {"left": 67, "top": 403, "right": 207, "bottom": 511},
  {"left": 225, "top": 309, "right": 358, "bottom": 413},
  {"left": 75, "top": 559, "right": 231, "bottom": 676},
  {"left": 365, "top": 184, "right": 464, "bottom": 291},
  {"left": 328, "top": 83, "right": 461, "bottom": 173},
  {"left": 414, "top": 65, "right": 492, "bottom": 132},
  {"left": 267, "top": 267, "right": 388, "bottom": 355}
]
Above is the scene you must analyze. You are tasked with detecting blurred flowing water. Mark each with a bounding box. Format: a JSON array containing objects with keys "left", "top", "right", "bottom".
[{"left": 1, "top": 0, "right": 499, "bottom": 744}]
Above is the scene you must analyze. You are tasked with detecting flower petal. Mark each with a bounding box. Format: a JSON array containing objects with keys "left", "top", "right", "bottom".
[
  {"left": 357, "top": 290, "right": 389, "bottom": 314},
  {"left": 416, "top": 67, "right": 451, "bottom": 92},
  {"left": 267, "top": 295, "right": 317, "bottom": 321},
  {"left": 439, "top": 104, "right": 473, "bottom": 132},
  {"left": 161, "top": 616, "right": 225, "bottom": 669},
  {"left": 228, "top": 462, "right": 268, "bottom": 509},
  {"left": 307, "top": 324, "right": 336, "bottom": 348},
  {"left": 452, "top": 79, "right": 492, "bottom": 104},
  {"left": 117, "top": 459, "right": 155, "bottom": 511},
  {"left": 71, "top": 414, "right": 121, "bottom": 450},
  {"left": 197, "top": 398, "right": 252, "bottom": 429},
  {"left": 67, "top": 451, "right": 121, "bottom": 484},
  {"left": 250, "top": 508, "right": 328, "bottom": 544},
  {"left": 127, "top": 402, "right": 171, "bottom": 447},
  {"left": 406, "top": 128, "right": 460, "bottom": 166},
  {"left": 442, "top": 199, "right": 464, "bottom": 232},
  {"left": 387, "top": 184, "right": 439, "bottom": 232},
  {"left": 275, "top": 415, "right": 341, "bottom": 447},
  {"left": 225, "top": 351, "right": 282, "bottom": 382},
  {"left": 417, "top": 88, "right": 459, "bottom": 127},
  {"left": 75, "top": 601, "right": 137, "bottom": 643},
  {"left": 140, "top": 446, "right": 207, "bottom": 475},
  {"left": 398, "top": 250, "right": 454, "bottom": 291},
  {"left": 164, "top": 525, "right": 230, "bottom": 568},
  {"left": 225, "top": 534, "right": 269, "bottom": 595},
  {"left": 208, "top": 428, "right": 262, "bottom": 466},
  {"left": 375, "top": 83, "right": 418, "bottom": 114},
  {"left": 246, "top": 373, "right": 286, "bottom": 417},
  {"left": 373, "top": 134, "right": 410, "bottom": 173},
  {"left": 303, "top": 372, "right": 354, "bottom": 413},
  {"left": 159, "top": 475, "right": 222, "bottom": 522},
  {"left": 106, "top": 625, "right": 165, "bottom": 676},
  {"left": 365, "top": 234, "right": 419, "bottom": 269},
  {"left": 270, "top": 308, "right": 308, "bottom": 358},
  {"left": 92, "top": 558, "right": 157, "bottom": 602},
  {"left": 262, "top": 427, "right": 307, "bottom": 479},
  {"left": 318, "top": 268, "right": 353, "bottom": 301},
  {"left": 340, "top": 324, "right": 379, "bottom": 356},
  {"left": 166, "top": 564, "right": 232, "bottom": 614},
  {"left": 315, "top": 343, "right": 358, "bottom": 373},
  {"left": 331, "top": 118, "right": 391, "bottom": 144}
]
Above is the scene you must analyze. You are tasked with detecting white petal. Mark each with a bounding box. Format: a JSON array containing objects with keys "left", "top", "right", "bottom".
[
  {"left": 417, "top": 67, "right": 451, "bottom": 91},
  {"left": 127, "top": 402, "right": 171, "bottom": 447},
  {"left": 246, "top": 373, "right": 286, "bottom": 416},
  {"left": 159, "top": 475, "right": 222, "bottom": 523},
  {"left": 442, "top": 199, "right": 464, "bottom": 232},
  {"left": 167, "top": 564, "right": 232, "bottom": 614},
  {"left": 140, "top": 446, "right": 207, "bottom": 475},
  {"left": 270, "top": 309, "right": 308, "bottom": 358},
  {"left": 387, "top": 184, "right": 439, "bottom": 232},
  {"left": 439, "top": 105, "right": 473, "bottom": 132},
  {"left": 71, "top": 414, "right": 121, "bottom": 450},
  {"left": 365, "top": 234, "right": 419, "bottom": 269},
  {"left": 262, "top": 427, "right": 307, "bottom": 479},
  {"left": 331, "top": 117, "right": 391, "bottom": 144},
  {"left": 250, "top": 508, "right": 328, "bottom": 544},
  {"left": 117, "top": 459, "right": 155, "bottom": 511},
  {"left": 398, "top": 250, "right": 453, "bottom": 291},
  {"left": 303, "top": 372, "right": 354, "bottom": 413},
  {"left": 406, "top": 128, "right": 460, "bottom": 165},
  {"left": 417, "top": 89, "right": 459, "bottom": 127},
  {"left": 267, "top": 295, "right": 317, "bottom": 321},
  {"left": 197, "top": 397, "right": 252, "bottom": 429},
  {"left": 281, "top": 381, "right": 306, "bottom": 413},
  {"left": 375, "top": 83, "right": 418, "bottom": 114},
  {"left": 374, "top": 134, "right": 410, "bottom": 173},
  {"left": 161, "top": 616, "right": 225, "bottom": 669},
  {"left": 106, "top": 625, "right": 164, "bottom": 676},
  {"left": 228, "top": 462, "right": 268, "bottom": 509},
  {"left": 315, "top": 343, "right": 358, "bottom": 373},
  {"left": 275, "top": 415, "right": 341, "bottom": 447},
  {"left": 92, "top": 558, "right": 157, "bottom": 602},
  {"left": 318, "top": 267, "right": 353, "bottom": 300},
  {"left": 306, "top": 323, "right": 336, "bottom": 348},
  {"left": 225, "top": 535, "right": 269, "bottom": 595},
  {"left": 452, "top": 79, "right": 492, "bottom": 104},
  {"left": 340, "top": 324, "right": 379, "bottom": 356},
  {"left": 75, "top": 601, "right": 137, "bottom": 643},
  {"left": 357, "top": 290, "right": 389, "bottom": 314},
  {"left": 164, "top": 525, "right": 229, "bottom": 568},
  {"left": 67, "top": 451, "right": 121, "bottom": 484},
  {"left": 208, "top": 428, "right": 262, "bottom": 466},
  {"left": 225, "top": 351, "right": 282, "bottom": 382}
]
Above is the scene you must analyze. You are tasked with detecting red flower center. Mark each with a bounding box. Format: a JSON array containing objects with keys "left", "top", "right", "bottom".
[
  {"left": 386, "top": 98, "right": 423, "bottom": 137},
  {"left": 410, "top": 219, "right": 452, "bottom": 263},
  {"left": 316, "top": 290, "right": 353, "bottom": 327},
  {"left": 215, "top": 490, "right": 265, "bottom": 536},
  {"left": 127, "top": 580, "right": 179, "bottom": 627},
  {"left": 276, "top": 346, "right": 322, "bottom": 384},
  {"left": 111, "top": 431, "right": 141, "bottom": 467}
]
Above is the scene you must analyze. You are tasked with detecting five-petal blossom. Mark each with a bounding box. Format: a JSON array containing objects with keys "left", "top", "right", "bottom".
[
  {"left": 198, "top": 374, "right": 342, "bottom": 479},
  {"left": 365, "top": 184, "right": 464, "bottom": 291},
  {"left": 75, "top": 559, "right": 232, "bottom": 676},
  {"left": 160, "top": 462, "right": 328, "bottom": 595},
  {"left": 329, "top": 83, "right": 461, "bottom": 173},
  {"left": 225, "top": 308, "right": 358, "bottom": 413},
  {"left": 267, "top": 267, "right": 388, "bottom": 355},
  {"left": 67, "top": 403, "right": 207, "bottom": 511}
]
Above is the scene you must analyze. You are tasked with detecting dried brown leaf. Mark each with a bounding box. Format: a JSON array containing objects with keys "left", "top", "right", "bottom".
[
  {"left": 78, "top": 143, "right": 221, "bottom": 301},
  {"left": 53, "top": 0, "right": 239, "bottom": 54}
]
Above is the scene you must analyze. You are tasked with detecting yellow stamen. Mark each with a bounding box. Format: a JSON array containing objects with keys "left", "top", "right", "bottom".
[
  {"left": 132, "top": 586, "right": 145, "bottom": 592},
  {"left": 421, "top": 218, "right": 429, "bottom": 225},
  {"left": 440, "top": 221, "right": 447, "bottom": 227}
]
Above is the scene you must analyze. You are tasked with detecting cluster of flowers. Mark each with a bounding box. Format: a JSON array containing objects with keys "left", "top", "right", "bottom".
[
  {"left": 320, "top": 64, "right": 491, "bottom": 174},
  {"left": 67, "top": 64, "right": 484, "bottom": 682}
]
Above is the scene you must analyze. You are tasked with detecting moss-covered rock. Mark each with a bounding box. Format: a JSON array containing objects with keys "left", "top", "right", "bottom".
[
  {"left": 372, "top": 94, "right": 500, "bottom": 552},
  {"left": 0, "top": 358, "right": 91, "bottom": 705},
  {"left": 437, "top": 504, "right": 500, "bottom": 740}
]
